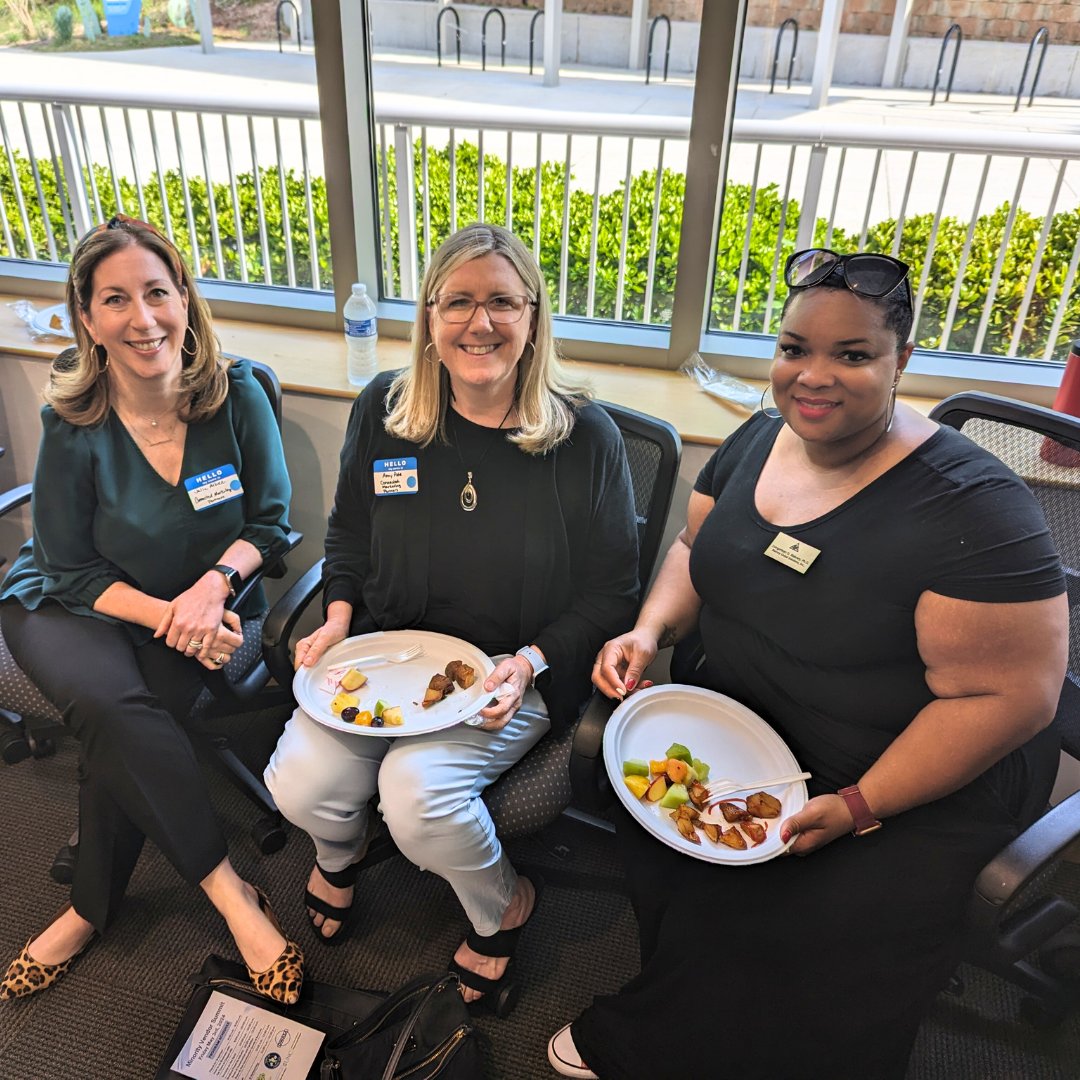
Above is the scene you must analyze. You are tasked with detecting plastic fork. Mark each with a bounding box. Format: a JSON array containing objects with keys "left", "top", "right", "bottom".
[
  {"left": 344, "top": 643, "right": 424, "bottom": 666},
  {"left": 702, "top": 771, "right": 811, "bottom": 807}
]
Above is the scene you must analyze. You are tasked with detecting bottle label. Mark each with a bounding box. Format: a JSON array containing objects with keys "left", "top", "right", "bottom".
[{"left": 345, "top": 317, "right": 377, "bottom": 337}]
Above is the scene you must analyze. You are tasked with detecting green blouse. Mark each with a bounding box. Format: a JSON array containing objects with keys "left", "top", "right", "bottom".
[{"left": 1, "top": 359, "right": 292, "bottom": 642}]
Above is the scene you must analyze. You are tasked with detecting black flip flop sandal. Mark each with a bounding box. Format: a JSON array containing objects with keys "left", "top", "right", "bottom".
[
  {"left": 449, "top": 873, "right": 544, "bottom": 1018},
  {"left": 304, "top": 862, "right": 361, "bottom": 946}
]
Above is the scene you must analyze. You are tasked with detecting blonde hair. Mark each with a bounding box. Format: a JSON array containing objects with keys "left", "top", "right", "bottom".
[
  {"left": 48, "top": 218, "right": 229, "bottom": 427},
  {"left": 384, "top": 223, "right": 590, "bottom": 454}
]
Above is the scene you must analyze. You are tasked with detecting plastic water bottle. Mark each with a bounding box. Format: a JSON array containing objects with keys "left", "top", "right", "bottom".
[{"left": 344, "top": 283, "right": 378, "bottom": 387}]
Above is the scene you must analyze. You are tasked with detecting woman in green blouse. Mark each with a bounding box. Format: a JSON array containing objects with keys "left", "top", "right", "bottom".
[{"left": 0, "top": 216, "right": 302, "bottom": 1005}]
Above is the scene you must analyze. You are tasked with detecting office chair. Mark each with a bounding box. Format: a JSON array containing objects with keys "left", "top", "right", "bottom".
[
  {"left": 260, "top": 400, "right": 681, "bottom": 867},
  {"left": 928, "top": 390, "right": 1080, "bottom": 1026},
  {"left": 0, "top": 354, "right": 303, "bottom": 860}
]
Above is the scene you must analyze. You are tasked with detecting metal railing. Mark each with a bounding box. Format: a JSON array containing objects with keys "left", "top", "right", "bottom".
[
  {"left": 481, "top": 8, "right": 506, "bottom": 73},
  {"left": 528, "top": 10, "right": 543, "bottom": 77},
  {"left": 2, "top": 87, "right": 1078, "bottom": 361},
  {"left": 930, "top": 23, "right": 961, "bottom": 106},
  {"left": 276, "top": 0, "right": 301, "bottom": 54}
]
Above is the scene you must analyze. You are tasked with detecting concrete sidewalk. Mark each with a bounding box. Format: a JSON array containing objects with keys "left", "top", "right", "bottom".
[{"left": 1, "top": 39, "right": 1077, "bottom": 135}]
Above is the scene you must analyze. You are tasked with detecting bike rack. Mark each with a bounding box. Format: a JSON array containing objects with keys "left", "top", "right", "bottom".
[
  {"left": 1014, "top": 26, "right": 1049, "bottom": 111},
  {"left": 769, "top": 18, "right": 798, "bottom": 93},
  {"left": 529, "top": 10, "right": 543, "bottom": 76},
  {"left": 481, "top": 7, "right": 506, "bottom": 73},
  {"left": 930, "top": 23, "right": 962, "bottom": 106},
  {"left": 645, "top": 14, "right": 671, "bottom": 85},
  {"left": 275, "top": 0, "right": 301, "bottom": 54},
  {"left": 436, "top": 6, "right": 462, "bottom": 68}
]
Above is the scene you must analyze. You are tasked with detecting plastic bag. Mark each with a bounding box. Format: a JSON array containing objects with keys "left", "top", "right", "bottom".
[
  {"left": 680, "top": 352, "right": 761, "bottom": 412},
  {"left": 9, "top": 299, "right": 74, "bottom": 340}
]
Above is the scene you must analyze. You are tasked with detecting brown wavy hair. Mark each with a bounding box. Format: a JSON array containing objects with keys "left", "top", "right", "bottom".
[{"left": 48, "top": 216, "right": 229, "bottom": 426}]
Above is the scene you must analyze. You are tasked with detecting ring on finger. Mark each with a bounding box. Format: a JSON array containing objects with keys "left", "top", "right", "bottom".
[
  {"left": 188, "top": 638, "right": 204, "bottom": 650},
  {"left": 212, "top": 653, "right": 227, "bottom": 666}
]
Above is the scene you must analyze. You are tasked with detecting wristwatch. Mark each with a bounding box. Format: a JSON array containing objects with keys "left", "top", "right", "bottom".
[
  {"left": 837, "top": 785, "right": 882, "bottom": 836},
  {"left": 212, "top": 564, "right": 242, "bottom": 599},
  {"left": 515, "top": 644, "right": 549, "bottom": 685}
]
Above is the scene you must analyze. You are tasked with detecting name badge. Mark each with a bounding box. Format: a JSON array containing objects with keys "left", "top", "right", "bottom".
[
  {"left": 374, "top": 457, "right": 419, "bottom": 496},
  {"left": 764, "top": 531, "right": 821, "bottom": 574},
  {"left": 184, "top": 464, "right": 244, "bottom": 511}
]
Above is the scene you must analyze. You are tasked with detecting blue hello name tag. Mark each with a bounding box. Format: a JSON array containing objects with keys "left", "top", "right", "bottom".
[
  {"left": 184, "top": 464, "right": 244, "bottom": 511},
  {"left": 373, "top": 456, "right": 419, "bottom": 496}
]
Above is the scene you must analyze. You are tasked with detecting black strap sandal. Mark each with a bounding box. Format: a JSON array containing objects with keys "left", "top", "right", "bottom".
[
  {"left": 448, "top": 873, "right": 544, "bottom": 1018},
  {"left": 304, "top": 861, "right": 361, "bottom": 946}
]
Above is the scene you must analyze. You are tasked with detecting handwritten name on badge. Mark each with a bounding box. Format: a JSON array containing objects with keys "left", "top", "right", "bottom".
[
  {"left": 764, "top": 531, "right": 821, "bottom": 574},
  {"left": 184, "top": 464, "right": 244, "bottom": 512},
  {"left": 374, "top": 457, "right": 419, "bottom": 496}
]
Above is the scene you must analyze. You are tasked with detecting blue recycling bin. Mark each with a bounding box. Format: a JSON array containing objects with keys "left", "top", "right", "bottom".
[{"left": 104, "top": 0, "right": 142, "bottom": 36}]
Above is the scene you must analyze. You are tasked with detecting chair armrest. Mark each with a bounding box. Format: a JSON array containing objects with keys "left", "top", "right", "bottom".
[
  {"left": 260, "top": 558, "right": 326, "bottom": 687},
  {"left": 230, "top": 530, "right": 304, "bottom": 611},
  {"left": 569, "top": 691, "right": 616, "bottom": 813},
  {"left": 969, "top": 789, "right": 1080, "bottom": 933},
  {"left": 0, "top": 483, "right": 32, "bottom": 518}
]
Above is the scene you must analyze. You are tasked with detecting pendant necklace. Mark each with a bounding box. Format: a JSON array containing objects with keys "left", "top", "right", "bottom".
[
  {"left": 116, "top": 399, "right": 182, "bottom": 448},
  {"left": 450, "top": 399, "right": 516, "bottom": 512}
]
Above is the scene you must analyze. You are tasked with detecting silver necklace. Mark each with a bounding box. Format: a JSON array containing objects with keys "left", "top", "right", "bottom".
[{"left": 450, "top": 401, "right": 516, "bottom": 512}]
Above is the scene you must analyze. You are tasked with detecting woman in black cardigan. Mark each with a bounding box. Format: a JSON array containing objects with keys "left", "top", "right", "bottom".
[{"left": 265, "top": 224, "right": 639, "bottom": 1007}]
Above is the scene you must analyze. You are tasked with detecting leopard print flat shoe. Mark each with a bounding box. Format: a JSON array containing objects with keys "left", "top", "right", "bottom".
[
  {"left": 1, "top": 904, "right": 94, "bottom": 1002},
  {"left": 246, "top": 886, "right": 304, "bottom": 1006}
]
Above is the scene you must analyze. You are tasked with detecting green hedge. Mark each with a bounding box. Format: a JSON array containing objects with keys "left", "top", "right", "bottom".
[{"left": 3, "top": 137, "right": 1079, "bottom": 360}]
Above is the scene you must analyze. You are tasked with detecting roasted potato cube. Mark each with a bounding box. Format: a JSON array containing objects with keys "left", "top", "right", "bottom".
[
  {"left": 422, "top": 673, "right": 455, "bottom": 708},
  {"left": 700, "top": 822, "right": 721, "bottom": 843},
  {"left": 717, "top": 801, "right": 752, "bottom": 823},
  {"left": 445, "top": 660, "right": 477, "bottom": 689},
  {"left": 741, "top": 821, "right": 767, "bottom": 846},
  {"left": 719, "top": 826, "right": 747, "bottom": 850},
  {"left": 688, "top": 780, "right": 709, "bottom": 809},
  {"left": 746, "top": 791, "right": 783, "bottom": 819},
  {"left": 676, "top": 815, "right": 701, "bottom": 844}
]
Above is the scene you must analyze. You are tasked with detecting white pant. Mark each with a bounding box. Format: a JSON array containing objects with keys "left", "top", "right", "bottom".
[{"left": 264, "top": 673, "right": 550, "bottom": 936}]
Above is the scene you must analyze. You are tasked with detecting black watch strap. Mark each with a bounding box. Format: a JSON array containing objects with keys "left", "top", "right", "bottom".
[{"left": 213, "top": 564, "right": 242, "bottom": 599}]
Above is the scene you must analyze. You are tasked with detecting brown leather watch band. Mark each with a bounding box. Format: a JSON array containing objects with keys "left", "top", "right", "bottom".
[{"left": 837, "top": 784, "right": 882, "bottom": 836}]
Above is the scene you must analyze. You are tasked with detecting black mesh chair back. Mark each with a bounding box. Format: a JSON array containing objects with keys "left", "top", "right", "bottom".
[{"left": 930, "top": 390, "right": 1080, "bottom": 1024}]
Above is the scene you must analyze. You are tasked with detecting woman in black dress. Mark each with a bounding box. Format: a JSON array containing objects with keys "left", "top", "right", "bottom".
[{"left": 548, "top": 250, "right": 1068, "bottom": 1079}]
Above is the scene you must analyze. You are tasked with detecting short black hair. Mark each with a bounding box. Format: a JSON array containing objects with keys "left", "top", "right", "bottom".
[{"left": 781, "top": 277, "right": 914, "bottom": 349}]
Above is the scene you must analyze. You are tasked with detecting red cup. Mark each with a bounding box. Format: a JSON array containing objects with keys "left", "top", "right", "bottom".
[{"left": 1040, "top": 340, "right": 1080, "bottom": 466}]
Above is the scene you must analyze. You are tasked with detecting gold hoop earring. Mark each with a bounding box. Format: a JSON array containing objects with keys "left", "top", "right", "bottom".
[
  {"left": 424, "top": 342, "right": 440, "bottom": 366},
  {"left": 181, "top": 327, "right": 200, "bottom": 358},
  {"left": 95, "top": 343, "right": 109, "bottom": 374},
  {"left": 885, "top": 380, "right": 899, "bottom": 433},
  {"left": 759, "top": 386, "right": 782, "bottom": 420}
]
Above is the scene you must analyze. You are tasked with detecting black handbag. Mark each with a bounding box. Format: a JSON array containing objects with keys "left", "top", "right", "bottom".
[
  {"left": 157, "top": 957, "right": 476, "bottom": 1080},
  {"left": 319, "top": 971, "right": 478, "bottom": 1080}
]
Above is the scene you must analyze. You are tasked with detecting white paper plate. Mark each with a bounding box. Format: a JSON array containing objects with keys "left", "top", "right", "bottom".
[
  {"left": 29, "top": 303, "right": 73, "bottom": 339},
  {"left": 293, "top": 630, "right": 496, "bottom": 736},
  {"left": 603, "top": 684, "right": 808, "bottom": 865}
]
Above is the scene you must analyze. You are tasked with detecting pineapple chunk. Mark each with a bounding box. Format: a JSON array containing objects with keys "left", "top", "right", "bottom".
[
  {"left": 340, "top": 668, "right": 368, "bottom": 691},
  {"left": 382, "top": 705, "right": 404, "bottom": 726},
  {"left": 331, "top": 691, "right": 359, "bottom": 716},
  {"left": 624, "top": 774, "right": 651, "bottom": 799}
]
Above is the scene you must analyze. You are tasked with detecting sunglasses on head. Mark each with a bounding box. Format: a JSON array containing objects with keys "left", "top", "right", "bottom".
[
  {"left": 785, "top": 249, "right": 912, "bottom": 305},
  {"left": 78, "top": 213, "right": 183, "bottom": 276}
]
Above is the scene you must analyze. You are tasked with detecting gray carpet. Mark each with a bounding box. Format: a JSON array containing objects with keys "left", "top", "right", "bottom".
[{"left": 0, "top": 716, "right": 1078, "bottom": 1080}]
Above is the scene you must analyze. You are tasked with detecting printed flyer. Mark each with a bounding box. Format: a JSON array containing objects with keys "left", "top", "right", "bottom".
[{"left": 172, "top": 991, "right": 324, "bottom": 1079}]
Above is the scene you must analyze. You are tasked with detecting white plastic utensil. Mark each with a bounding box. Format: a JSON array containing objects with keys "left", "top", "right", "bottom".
[
  {"left": 342, "top": 644, "right": 424, "bottom": 666},
  {"left": 702, "top": 771, "right": 811, "bottom": 807}
]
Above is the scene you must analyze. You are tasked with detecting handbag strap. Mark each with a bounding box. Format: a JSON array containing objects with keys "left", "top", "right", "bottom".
[{"left": 380, "top": 974, "right": 457, "bottom": 1080}]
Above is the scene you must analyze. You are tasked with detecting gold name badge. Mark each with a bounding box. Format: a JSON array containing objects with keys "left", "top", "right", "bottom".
[{"left": 764, "top": 531, "right": 821, "bottom": 574}]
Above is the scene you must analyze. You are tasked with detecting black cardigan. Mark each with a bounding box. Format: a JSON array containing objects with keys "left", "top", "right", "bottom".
[{"left": 321, "top": 371, "right": 640, "bottom": 733}]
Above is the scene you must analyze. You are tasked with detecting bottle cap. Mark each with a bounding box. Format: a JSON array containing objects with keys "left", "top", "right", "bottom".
[{"left": 351, "top": 283, "right": 366, "bottom": 295}]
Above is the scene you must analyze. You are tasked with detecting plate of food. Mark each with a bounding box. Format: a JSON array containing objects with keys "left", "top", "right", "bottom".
[
  {"left": 603, "top": 684, "right": 808, "bottom": 865},
  {"left": 292, "top": 630, "right": 496, "bottom": 736},
  {"left": 29, "top": 303, "right": 73, "bottom": 339}
]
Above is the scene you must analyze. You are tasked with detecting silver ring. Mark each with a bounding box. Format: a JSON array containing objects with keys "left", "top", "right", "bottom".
[
  {"left": 212, "top": 653, "right": 227, "bottom": 666},
  {"left": 188, "top": 638, "right": 204, "bottom": 650}
]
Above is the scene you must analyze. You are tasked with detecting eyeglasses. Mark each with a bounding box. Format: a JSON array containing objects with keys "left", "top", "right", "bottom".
[
  {"left": 428, "top": 294, "right": 536, "bottom": 324},
  {"left": 785, "top": 249, "right": 912, "bottom": 305}
]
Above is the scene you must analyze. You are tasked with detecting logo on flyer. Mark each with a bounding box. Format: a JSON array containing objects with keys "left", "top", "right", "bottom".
[{"left": 264, "top": 1052, "right": 282, "bottom": 1068}]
